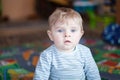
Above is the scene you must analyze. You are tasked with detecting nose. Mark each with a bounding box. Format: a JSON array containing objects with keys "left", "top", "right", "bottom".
[
  {"left": 65, "top": 35, "right": 70, "bottom": 37},
  {"left": 65, "top": 33, "right": 71, "bottom": 37}
]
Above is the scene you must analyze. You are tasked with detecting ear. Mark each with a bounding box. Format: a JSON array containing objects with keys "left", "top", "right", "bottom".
[
  {"left": 47, "top": 30, "right": 53, "bottom": 41},
  {"left": 80, "top": 30, "right": 84, "bottom": 37},
  {"left": 81, "top": 30, "right": 84, "bottom": 36}
]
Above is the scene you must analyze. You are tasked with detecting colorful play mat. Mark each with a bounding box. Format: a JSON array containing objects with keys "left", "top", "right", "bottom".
[
  {"left": 0, "top": 40, "right": 52, "bottom": 80},
  {"left": 0, "top": 38, "right": 120, "bottom": 80}
]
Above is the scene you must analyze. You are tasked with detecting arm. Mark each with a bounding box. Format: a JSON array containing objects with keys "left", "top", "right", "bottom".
[
  {"left": 33, "top": 51, "right": 52, "bottom": 80},
  {"left": 84, "top": 48, "right": 101, "bottom": 80}
]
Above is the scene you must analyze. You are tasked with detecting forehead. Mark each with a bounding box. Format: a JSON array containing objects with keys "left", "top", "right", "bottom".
[{"left": 54, "top": 18, "right": 81, "bottom": 27}]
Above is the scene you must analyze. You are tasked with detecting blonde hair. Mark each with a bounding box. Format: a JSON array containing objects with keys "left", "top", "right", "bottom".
[{"left": 48, "top": 7, "right": 83, "bottom": 30}]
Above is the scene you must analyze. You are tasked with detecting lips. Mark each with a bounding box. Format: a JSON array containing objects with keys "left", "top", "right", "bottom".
[{"left": 64, "top": 40, "right": 71, "bottom": 43}]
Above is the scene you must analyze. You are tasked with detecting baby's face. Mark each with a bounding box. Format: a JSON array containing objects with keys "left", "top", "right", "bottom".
[{"left": 47, "top": 19, "right": 84, "bottom": 53}]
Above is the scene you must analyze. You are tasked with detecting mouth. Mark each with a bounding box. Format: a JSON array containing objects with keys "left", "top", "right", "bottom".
[{"left": 64, "top": 40, "right": 71, "bottom": 43}]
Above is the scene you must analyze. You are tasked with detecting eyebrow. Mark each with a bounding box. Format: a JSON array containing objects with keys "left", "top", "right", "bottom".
[{"left": 54, "top": 26, "right": 64, "bottom": 29}]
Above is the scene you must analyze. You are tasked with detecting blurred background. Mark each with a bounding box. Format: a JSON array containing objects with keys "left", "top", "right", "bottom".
[{"left": 0, "top": 0, "right": 120, "bottom": 80}]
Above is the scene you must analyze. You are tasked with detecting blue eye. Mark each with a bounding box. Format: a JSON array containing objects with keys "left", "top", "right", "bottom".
[
  {"left": 57, "top": 29, "right": 63, "bottom": 32},
  {"left": 71, "top": 29, "right": 76, "bottom": 32}
]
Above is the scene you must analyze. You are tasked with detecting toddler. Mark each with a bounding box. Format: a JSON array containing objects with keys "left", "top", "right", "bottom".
[{"left": 34, "top": 7, "right": 101, "bottom": 80}]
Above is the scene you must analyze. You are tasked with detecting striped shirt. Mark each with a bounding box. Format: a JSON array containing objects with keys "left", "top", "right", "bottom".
[{"left": 33, "top": 44, "right": 101, "bottom": 80}]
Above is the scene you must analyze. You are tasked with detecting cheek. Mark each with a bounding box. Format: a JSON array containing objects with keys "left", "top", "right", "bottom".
[
  {"left": 53, "top": 37, "right": 63, "bottom": 46},
  {"left": 74, "top": 36, "right": 81, "bottom": 42},
  {"left": 54, "top": 37, "right": 60, "bottom": 41},
  {"left": 78, "top": 31, "right": 84, "bottom": 38},
  {"left": 73, "top": 33, "right": 83, "bottom": 41},
  {"left": 52, "top": 34, "right": 62, "bottom": 42}
]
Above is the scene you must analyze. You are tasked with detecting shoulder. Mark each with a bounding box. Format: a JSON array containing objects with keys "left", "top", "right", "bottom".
[
  {"left": 77, "top": 44, "right": 92, "bottom": 57},
  {"left": 40, "top": 45, "right": 56, "bottom": 57},
  {"left": 43, "top": 45, "right": 55, "bottom": 52},
  {"left": 77, "top": 44, "right": 90, "bottom": 51}
]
